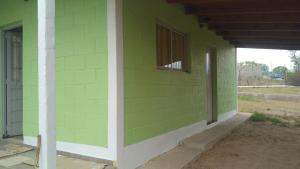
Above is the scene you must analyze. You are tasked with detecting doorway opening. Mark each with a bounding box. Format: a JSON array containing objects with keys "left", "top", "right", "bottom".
[
  {"left": 206, "top": 48, "right": 218, "bottom": 125},
  {"left": 2, "top": 26, "right": 23, "bottom": 138}
]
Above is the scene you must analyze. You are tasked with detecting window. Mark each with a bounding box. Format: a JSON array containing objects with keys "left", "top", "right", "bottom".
[{"left": 156, "top": 23, "right": 188, "bottom": 72}]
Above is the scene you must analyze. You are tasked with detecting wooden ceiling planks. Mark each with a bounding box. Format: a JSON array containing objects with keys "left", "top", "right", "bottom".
[{"left": 167, "top": 0, "right": 300, "bottom": 50}]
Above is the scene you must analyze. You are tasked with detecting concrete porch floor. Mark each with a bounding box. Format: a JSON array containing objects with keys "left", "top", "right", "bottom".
[
  {"left": 138, "top": 113, "right": 252, "bottom": 169},
  {"left": 0, "top": 138, "right": 113, "bottom": 169}
]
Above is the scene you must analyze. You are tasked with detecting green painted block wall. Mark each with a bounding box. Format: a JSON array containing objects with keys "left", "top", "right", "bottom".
[
  {"left": 123, "top": 0, "right": 237, "bottom": 145},
  {"left": 0, "top": 0, "right": 108, "bottom": 147}
]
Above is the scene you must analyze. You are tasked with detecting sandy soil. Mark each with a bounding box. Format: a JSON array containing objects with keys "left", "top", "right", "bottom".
[{"left": 183, "top": 121, "right": 300, "bottom": 169}]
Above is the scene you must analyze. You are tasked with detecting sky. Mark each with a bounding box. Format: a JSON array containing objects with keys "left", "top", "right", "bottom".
[{"left": 237, "top": 48, "right": 294, "bottom": 71}]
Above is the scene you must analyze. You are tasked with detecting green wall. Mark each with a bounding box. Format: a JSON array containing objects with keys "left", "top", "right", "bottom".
[
  {"left": 123, "top": 0, "right": 237, "bottom": 145},
  {"left": 0, "top": 0, "right": 108, "bottom": 147}
]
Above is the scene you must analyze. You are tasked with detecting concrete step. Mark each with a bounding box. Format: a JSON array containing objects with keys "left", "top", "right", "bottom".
[{"left": 138, "top": 113, "right": 252, "bottom": 169}]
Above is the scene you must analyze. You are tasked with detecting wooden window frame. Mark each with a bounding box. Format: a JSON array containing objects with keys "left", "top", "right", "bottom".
[{"left": 156, "top": 20, "right": 190, "bottom": 72}]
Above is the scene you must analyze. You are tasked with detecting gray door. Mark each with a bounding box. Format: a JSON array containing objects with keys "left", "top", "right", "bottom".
[
  {"left": 206, "top": 48, "right": 218, "bottom": 124},
  {"left": 4, "top": 30, "right": 23, "bottom": 137}
]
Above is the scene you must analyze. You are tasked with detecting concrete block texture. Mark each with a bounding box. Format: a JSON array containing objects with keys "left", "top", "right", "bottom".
[{"left": 0, "top": 0, "right": 108, "bottom": 147}]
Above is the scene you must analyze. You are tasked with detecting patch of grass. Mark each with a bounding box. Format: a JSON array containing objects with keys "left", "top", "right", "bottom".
[
  {"left": 238, "top": 96, "right": 300, "bottom": 117},
  {"left": 250, "top": 112, "right": 300, "bottom": 128},
  {"left": 238, "top": 96, "right": 258, "bottom": 102},
  {"left": 250, "top": 113, "right": 281, "bottom": 124},
  {"left": 295, "top": 118, "right": 300, "bottom": 127},
  {"left": 238, "top": 87, "right": 300, "bottom": 95}
]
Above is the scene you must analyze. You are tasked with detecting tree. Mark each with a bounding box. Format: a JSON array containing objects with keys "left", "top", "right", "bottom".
[
  {"left": 272, "top": 66, "right": 288, "bottom": 79},
  {"left": 288, "top": 51, "right": 300, "bottom": 86},
  {"left": 287, "top": 71, "right": 300, "bottom": 86},
  {"left": 260, "top": 64, "right": 270, "bottom": 75},
  {"left": 237, "top": 61, "right": 270, "bottom": 86},
  {"left": 241, "top": 61, "right": 269, "bottom": 74},
  {"left": 289, "top": 50, "right": 300, "bottom": 72}
]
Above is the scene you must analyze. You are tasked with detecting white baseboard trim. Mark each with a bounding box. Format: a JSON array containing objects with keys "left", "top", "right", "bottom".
[
  {"left": 23, "top": 136, "right": 114, "bottom": 161},
  {"left": 122, "top": 110, "right": 237, "bottom": 169},
  {"left": 23, "top": 110, "right": 237, "bottom": 168},
  {"left": 206, "top": 110, "right": 237, "bottom": 129},
  {"left": 219, "top": 110, "right": 237, "bottom": 122}
]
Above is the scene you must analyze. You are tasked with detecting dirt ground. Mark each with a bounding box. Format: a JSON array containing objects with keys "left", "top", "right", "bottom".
[
  {"left": 183, "top": 121, "right": 300, "bottom": 169},
  {"left": 183, "top": 87, "right": 300, "bottom": 169}
]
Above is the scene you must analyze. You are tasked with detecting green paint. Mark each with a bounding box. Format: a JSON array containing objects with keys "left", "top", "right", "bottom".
[
  {"left": 124, "top": 0, "right": 237, "bottom": 145},
  {"left": 0, "top": 0, "right": 108, "bottom": 147},
  {"left": 1, "top": 0, "right": 237, "bottom": 149},
  {"left": 217, "top": 48, "right": 238, "bottom": 114}
]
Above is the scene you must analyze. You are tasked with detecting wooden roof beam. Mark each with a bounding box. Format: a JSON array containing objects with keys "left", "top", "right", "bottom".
[
  {"left": 217, "top": 31, "right": 300, "bottom": 37},
  {"left": 167, "top": 0, "right": 300, "bottom": 5},
  {"left": 185, "top": 7, "right": 300, "bottom": 15},
  {"left": 197, "top": 10, "right": 300, "bottom": 16},
  {"left": 202, "top": 14, "right": 300, "bottom": 24},
  {"left": 230, "top": 40, "right": 300, "bottom": 46},
  {"left": 208, "top": 23, "right": 300, "bottom": 31},
  {"left": 168, "top": 0, "right": 300, "bottom": 9},
  {"left": 224, "top": 37, "right": 300, "bottom": 42},
  {"left": 235, "top": 44, "right": 300, "bottom": 50}
]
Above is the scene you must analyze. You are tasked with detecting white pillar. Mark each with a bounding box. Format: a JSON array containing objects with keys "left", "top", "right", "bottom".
[
  {"left": 38, "top": 0, "right": 56, "bottom": 169},
  {"left": 107, "top": 0, "right": 124, "bottom": 167}
]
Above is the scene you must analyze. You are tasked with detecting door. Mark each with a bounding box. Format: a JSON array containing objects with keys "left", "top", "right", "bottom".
[
  {"left": 4, "top": 28, "right": 23, "bottom": 137},
  {"left": 206, "top": 48, "right": 218, "bottom": 124}
]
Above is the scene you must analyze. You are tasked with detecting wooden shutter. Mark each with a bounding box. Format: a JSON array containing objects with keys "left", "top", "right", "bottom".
[
  {"left": 157, "top": 24, "right": 172, "bottom": 68},
  {"left": 172, "top": 31, "right": 185, "bottom": 70},
  {"left": 156, "top": 23, "right": 189, "bottom": 72}
]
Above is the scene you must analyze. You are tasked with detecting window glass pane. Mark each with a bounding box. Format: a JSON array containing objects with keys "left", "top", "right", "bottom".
[{"left": 11, "top": 35, "right": 22, "bottom": 81}]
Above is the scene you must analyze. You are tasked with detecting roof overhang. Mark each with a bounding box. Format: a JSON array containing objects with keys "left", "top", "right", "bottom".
[{"left": 168, "top": 0, "right": 300, "bottom": 50}]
